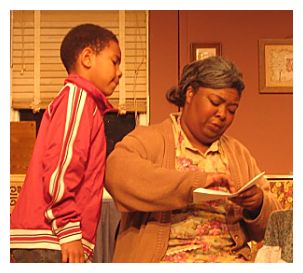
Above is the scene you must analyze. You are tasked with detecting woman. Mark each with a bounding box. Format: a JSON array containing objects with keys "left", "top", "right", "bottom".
[{"left": 105, "top": 56, "right": 281, "bottom": 262}]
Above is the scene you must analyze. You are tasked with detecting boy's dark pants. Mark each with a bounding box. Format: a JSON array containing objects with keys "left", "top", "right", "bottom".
[{"left": 11, "top": 249, "right": 62, "bottom": 263}]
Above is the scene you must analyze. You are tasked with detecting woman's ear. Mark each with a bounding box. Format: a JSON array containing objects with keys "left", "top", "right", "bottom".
[
  {"left": 185, "top": 86, "right": 194, "bottom": 104},
  {"left": 80, "top": 47, "right": 94, "bottom": 69}
]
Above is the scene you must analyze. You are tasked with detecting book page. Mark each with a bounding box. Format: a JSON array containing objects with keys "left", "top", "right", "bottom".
[{"left": 193, "top": 171, "right": 265, "bottom": 203}]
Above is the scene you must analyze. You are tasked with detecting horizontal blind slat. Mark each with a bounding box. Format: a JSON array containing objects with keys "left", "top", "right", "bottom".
[{"left": 11, "top": 10, "right": 148, "bottom": 112}]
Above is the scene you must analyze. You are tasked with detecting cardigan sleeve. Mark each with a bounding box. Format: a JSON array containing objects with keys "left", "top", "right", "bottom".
[
  {"left": 222, "top": 135, "right": 282, "bottom": 242},
  {"left": 105, "top": 124, "right": 208, "bottom": 212}
]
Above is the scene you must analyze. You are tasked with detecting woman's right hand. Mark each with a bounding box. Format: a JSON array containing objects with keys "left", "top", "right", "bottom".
[{"left": 204, "top": 173, "right": 236, "bottom": 193}]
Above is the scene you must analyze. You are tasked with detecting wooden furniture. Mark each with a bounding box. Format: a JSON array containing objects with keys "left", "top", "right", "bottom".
[
  {"left": 10, "top": 121, "right": 36, "bottom": 213},
  {"left": 10, "top": 121, "right": 36, "bottom": 174}
]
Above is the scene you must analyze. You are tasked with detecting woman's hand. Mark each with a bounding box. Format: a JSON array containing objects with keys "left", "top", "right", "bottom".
[
  {"left": 205, "top": 172, "right": 236, "bottom": 193},
  {"left": 61, "top": 239, "right": 85, "bottom": 263},
  {"left": 230, "top": 185, "right": 264, "bottom": 217}
]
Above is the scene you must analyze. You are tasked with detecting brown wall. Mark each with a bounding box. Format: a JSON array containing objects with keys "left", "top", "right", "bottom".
[{"left": 149, "top": 10, "right": 293, "bottom": 175}]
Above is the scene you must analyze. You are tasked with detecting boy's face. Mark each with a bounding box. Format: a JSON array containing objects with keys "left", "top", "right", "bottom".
[{"left": 88, "top": 41, "right": 122, "bottom": 96}]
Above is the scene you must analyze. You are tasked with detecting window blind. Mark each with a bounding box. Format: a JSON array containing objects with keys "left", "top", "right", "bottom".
[{"left": 11, "top": 10, "right": 148, "bottom": 113}]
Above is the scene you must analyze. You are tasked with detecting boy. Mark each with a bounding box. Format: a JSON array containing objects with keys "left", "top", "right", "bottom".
[{"left": 10, "top": 24, "right": 122, "bottom": 263}]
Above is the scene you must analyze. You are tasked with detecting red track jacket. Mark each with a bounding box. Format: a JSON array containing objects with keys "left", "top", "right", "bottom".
[{"left": 10, "top": 74, "right": 114, "bottom": 260}]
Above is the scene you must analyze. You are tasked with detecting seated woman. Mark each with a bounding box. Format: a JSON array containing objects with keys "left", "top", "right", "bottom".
[{"left": 105, "top": 56, "right": 281, "bottom": 262}]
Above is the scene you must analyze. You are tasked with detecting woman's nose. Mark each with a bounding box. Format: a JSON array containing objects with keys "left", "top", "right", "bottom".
[{"left": 216, "top": 106, "right": 227, "bottom": 120}]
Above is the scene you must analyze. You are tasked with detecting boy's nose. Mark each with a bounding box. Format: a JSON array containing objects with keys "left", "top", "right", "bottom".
[{"left": 117, "top": 69, "right": 122, "bottom": 78}]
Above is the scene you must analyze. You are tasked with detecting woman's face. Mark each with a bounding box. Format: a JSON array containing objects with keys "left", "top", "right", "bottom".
[{"left": 180, "top": 86, "right": 241, "bottom": 150}]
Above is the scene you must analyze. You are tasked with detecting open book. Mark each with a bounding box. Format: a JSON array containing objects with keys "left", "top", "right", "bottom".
[{"left": 193, "top": 171, "right": 265, "bottom": 202}]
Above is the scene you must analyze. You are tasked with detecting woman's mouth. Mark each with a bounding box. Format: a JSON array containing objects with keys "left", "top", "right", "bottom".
[{"left": 208, "top": 122, "right": 223, "bottom": 133}]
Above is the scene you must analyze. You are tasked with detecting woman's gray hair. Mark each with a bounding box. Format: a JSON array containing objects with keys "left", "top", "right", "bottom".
[{"left": 166, "top": 56, "right": 245, "bottom": 107}]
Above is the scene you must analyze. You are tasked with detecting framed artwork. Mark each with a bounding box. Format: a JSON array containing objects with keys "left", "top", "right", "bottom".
[
  {"left": 191, "top": 43, "right": 221, "bottom": 62},
  {"left": 259, "top": 39, "right": 293, "bottom": 94}
]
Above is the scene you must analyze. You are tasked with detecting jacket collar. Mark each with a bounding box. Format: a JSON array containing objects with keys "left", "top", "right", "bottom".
[{"left": 65, "top": 74, "right": 117, "bottom": 115}]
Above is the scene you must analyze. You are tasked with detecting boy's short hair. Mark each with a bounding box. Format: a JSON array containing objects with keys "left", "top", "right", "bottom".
[{"left": 60, "top": 23, "right": 118, "bottom": 73}]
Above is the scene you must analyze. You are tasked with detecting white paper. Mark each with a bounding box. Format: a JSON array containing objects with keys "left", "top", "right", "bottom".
[{"left": 193, "top": 171, "right": 265, "bottom": 202}]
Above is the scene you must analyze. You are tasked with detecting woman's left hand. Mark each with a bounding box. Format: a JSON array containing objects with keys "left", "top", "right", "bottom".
[{"left": 230, "top": 185, "right": 263, "bottom": 212}]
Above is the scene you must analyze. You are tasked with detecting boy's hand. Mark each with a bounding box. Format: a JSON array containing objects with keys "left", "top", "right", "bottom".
[{"left": 61, "top": 240, "right": 85, "bottom": 263}]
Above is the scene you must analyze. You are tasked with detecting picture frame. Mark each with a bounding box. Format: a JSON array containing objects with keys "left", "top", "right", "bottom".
[
  {"left": 191, "top": 43, "right": 222, "bottom": 62},
  {"left": 259, "top": 39, "right": 293, "bottom": 94}
]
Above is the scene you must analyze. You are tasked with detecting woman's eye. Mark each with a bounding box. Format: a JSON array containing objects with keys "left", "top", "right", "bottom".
[
  {"left": 228, "top": 107, "right": 237, "bottom": 114},
  {"left": 210, "top": 99, "right": 220, "bottom": 106}
]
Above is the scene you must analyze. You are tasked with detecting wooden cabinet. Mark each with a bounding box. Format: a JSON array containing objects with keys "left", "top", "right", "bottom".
[
  {"left": 10, "top": 121, "right": 36, "bottom": 213},
  {"left": 10, "top": 121, "right": 36, "bottom": 174}
]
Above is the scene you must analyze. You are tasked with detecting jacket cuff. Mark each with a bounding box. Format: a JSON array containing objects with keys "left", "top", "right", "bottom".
[{"left": 53, "top": 221, "right": 82, "bottom": 244}]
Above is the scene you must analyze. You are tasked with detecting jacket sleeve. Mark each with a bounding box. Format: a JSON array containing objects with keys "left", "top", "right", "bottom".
[
  {"left": 42, "top": 88, "right": 96, "bottom": 244},
  {"left": 105, "top": 125, "right": 208, "bottom": 212}
]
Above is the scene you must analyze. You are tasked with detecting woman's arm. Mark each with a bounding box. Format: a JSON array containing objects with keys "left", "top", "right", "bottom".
[{"left": 105, "top": 125, "right": 234, "bottom": 212}]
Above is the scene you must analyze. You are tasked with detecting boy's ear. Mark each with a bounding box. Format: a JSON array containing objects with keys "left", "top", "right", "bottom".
[{"left": 80, "top": 47, "right": 94, "bottom": 69}]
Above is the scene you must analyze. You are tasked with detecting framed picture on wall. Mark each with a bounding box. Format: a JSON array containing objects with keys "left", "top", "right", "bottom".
[
  {"left": 259, "top": 39, "right": 293, "bottom": 94},
  {"left": 191, "top": 43, "right": 221, "bottom": 62}
]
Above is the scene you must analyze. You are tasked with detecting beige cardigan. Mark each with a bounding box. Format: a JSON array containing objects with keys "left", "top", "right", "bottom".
[{"left": 105, "top": 118, "right": 281, "bottom": 262}]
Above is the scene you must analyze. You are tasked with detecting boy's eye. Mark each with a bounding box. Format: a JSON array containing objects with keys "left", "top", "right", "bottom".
[{"left": 112, "top": 57, "right": 121, "bottom": 65}]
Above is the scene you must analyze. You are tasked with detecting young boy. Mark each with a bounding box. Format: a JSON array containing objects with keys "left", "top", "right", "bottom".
[{"left": 10, "top": 23, "right": 122, "bottom": 263}]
